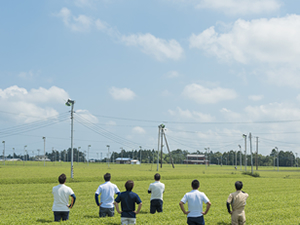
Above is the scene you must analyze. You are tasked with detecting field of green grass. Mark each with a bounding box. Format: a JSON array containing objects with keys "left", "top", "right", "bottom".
[{"left": 1, "top": 162, "right": 300, "bottom": 224}]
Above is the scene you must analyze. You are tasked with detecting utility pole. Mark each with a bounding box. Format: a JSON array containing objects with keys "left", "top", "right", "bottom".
[
  {"left": 238, "top": 145, "right": 242, "bottom": 171},
  {"left": 13, "top": 148, "right": 15, "bottom": 164},
  {"left": 37, "top": 149, "right": 40, "bottom": 165},
  {"left": 106, "top": 145, "right": 110, "bottom": 167},
  {"left": 24, "top": 145, "right": 27, "bottom": 166},
  {"left": 243, "top": 134, "right": 247, "bottom": 171},
  {"left": 275, "top": 147, "right": 279, "bottom": 171},
  {"left": 204, "top": 148, "right": 208, "bottom": 169},
  {"left": 296, "top": 153, "right": 298, "bottom": 167},
  {"left": 256, "top": 137, "right": 258, "bottom": 170},
  {"left": 88, "top": 145, "right": 91, "bottom": 166},
  {"left": 139, "top": 146, "right": 142, "bottom": 166},
  {"left": 2, "top": 141, "right": 5, "bottom": 165},
  {"left": 78, "top": 147, "right": 81, "bottom": 164},
  {"left": 157, "top": 124, "right": 174, "bottom": 169},
  {"left": 43, "top": 137, "right": 46, "bottom": 166},
  {"left": 249, "top": 133, "right": 253, "bottom": 175}
]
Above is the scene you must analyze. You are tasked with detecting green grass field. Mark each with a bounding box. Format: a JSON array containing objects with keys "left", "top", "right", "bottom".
[{"left": 1, "top": 162, "right": 300, "bottom": 224}]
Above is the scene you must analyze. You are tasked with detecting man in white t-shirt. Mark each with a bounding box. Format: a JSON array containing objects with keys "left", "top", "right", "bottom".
[
  {"left": 179, "top": 179, "right": 211, "bottom": 225},
  {"left": 95, "top": 173, "right": 120, "bottom": 217},
  {"left": 148, "top": 173, "right": 165, "bottom": 214},
  {"left": 52, "top": 173, "right": 76, "bottom": 222}
]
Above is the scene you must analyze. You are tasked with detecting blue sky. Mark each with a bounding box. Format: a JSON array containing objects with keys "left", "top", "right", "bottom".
[{"left": 1, "top": 0, "right": 300, "bottom": 159}]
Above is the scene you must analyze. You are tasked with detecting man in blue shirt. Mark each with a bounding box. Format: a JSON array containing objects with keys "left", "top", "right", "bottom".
[
  {"left": 114, "top": 180, "right": 142, "bottom": 225},
  {"left": 95, "top": 173, "right": 120, "bottom": 217}
]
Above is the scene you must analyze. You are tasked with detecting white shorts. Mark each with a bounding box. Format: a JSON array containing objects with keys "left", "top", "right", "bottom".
[{"left": 121, "top": 217, "right": 136, "bottom": 224}]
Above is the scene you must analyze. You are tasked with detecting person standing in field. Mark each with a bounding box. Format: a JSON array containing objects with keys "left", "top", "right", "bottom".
[
  {"left": 179, "top": 179, "right": 211, "bottom": 225},
  {"left": 52, "top": 173, "right": 76, "bottom": 222},
  {"left": 148, "top": 173, "right": 165, "bottom": 214},
  {"left": 226, "top": 181, "right": 249, "bottom": 225},
  {"left": 114, "top": 180, "right": 142, "bottom": 225},
  {"left": 95, "top": 173, "right": 120, "bottom": 217}
]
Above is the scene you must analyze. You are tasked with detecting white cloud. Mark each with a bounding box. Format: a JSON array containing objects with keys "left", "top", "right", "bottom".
[
  {"left": 196, "top": 0, "right": 281, "bottom": 15},
  {"left": 132, "top": 126, "right": 146, "bottom": 134},
  {"left": 189, "top": 15, "right": 300, "bottom": 65},
  {"left": 56, "top": 7, "right": 93, "bottom": 32},
  {"left": 18, "top": 70, "right": 40, "bottom": 80},
  {"left": 55, "top": 8, "right": 183, "bottom": 61},
  {"left": 248, "top": 95, "right": 264, "bottom": 101},
  {"left": 220, "top": 108, "right": 242, "bottom": 121},
  {"left": 109, "top": 87, "right": 136, "bottom": 101},
  {"left": 121, "top": 33, "right": 184, "bottom": 61},
  {"left": 182, "top": 83, "right": 237, "bottom": 104},
  {"left": 164, "top": 71, "right": 180, "bottom": 78},
  {"left": 244, "top": 102, "right": 300, "bottom": 120},
  {"left": 76, "top": 109, "right": 99, "bottom": 123},
  {"left": 0, "top": 86, "right": 69, "bottom": 123},
  {"left": 168, "top": 107, "right": 215, "bottom": 122}
]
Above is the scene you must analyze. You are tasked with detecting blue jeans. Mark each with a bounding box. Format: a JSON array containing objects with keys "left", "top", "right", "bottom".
[
  {"left": 187, "top": 216, "right": 205, "bottom": 225},
  {"left": 54, "top": 211, "right": 69, "bottom": 221}
]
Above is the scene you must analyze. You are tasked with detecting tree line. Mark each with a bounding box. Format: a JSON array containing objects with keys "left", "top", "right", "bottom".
[{"left": 2, "top": 147, "right": 298, "bottom": 167}]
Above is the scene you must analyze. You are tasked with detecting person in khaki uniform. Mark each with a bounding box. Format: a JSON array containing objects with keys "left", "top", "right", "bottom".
[{"left": 226, "top": 181, "right": 249, "bottom": 225}]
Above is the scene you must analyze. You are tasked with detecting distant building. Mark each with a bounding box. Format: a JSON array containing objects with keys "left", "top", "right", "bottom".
[
  {"left": 34, "top": 155, "right": 51, "bottom": 161},
  {"left": 130, "top": 160, "right": 140, "bottom": 165},
  {"left": 115, "top": 157, "right": 131, "bottom": 164},
  {"left": 184, "top": 154, "right": 207, "bottom": 165}
]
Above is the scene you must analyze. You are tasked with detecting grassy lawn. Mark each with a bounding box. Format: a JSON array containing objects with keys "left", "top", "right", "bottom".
[{"left": 0, "top": 162, "right": 300, "bottom": 224}]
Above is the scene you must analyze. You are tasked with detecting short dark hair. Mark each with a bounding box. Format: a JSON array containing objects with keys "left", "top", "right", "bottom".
[
  {"left": 191, "top": 179, "right": 200, "bottom": 189},
  {"left": 125, "top": 180, "right": 134, "bottom": 191},
  {"left": 235, "top": 181, "right": 243, "bottom": 190},
  {"left": 59, "top": 174, "right": 66, "bottom": 184},
  {"left": 154, "top": 173, "right": 160, "bottom": 181},
  {"left": 104, "top": 173, "right": 111, "bottom": 182}
]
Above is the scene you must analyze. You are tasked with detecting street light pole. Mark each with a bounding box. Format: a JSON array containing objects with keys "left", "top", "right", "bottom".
[{"left": 65, "top": 98, "right": 75, "bottom": 178}]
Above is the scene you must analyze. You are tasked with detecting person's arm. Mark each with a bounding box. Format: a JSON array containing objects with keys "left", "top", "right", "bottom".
[
  {"left": 226, "top": 202, "right": 232, "bottom": 214},
  {"left": 68, "top": 194, "right": 76, "bottom": 208},
  {"left": 179, "top": 201, "right": 190, "bottom": 215},
  {"left": 201, "top": 201, "right": 211, "bottom": 215},
  {"left": 114, "top": 201, "right": 122, "bottom": 214},
  {"left": 95, "top": 193, "right": 101, "bottom": 206},
  {"left": 134, "top": 202, "right": 142, "bottom": 214}
]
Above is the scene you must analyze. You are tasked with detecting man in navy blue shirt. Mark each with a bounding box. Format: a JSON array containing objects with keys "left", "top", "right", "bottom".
[{"left": 114, "top": 180, "right": 142, "bottom": 224}]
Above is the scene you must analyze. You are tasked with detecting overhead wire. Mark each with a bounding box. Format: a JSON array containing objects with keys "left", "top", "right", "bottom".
[{"left": 74, "top": 113, "right": 152, "bottom": 150}]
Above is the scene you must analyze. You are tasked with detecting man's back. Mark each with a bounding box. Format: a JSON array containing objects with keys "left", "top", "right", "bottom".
[
  {"left": 227, "top": 190, "right": 248, "bottom": 212},
  {"left": 181, "top": 189, "right": 209, "bottom": 217},
  {"left": 52, "top": 184, "right": 74, "bottom": 211},
  {"left": 95, "top": 181, "right": 120, "bottom": 208},
  {"left": 148, "top": 181, "right": 165, "bottom": 200}
]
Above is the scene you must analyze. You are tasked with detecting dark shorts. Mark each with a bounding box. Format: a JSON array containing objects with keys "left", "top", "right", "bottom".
[
  {"left": 99, "top": 207, "right": 115, "bottom": 217},
  {"left": 150, "top": 199, "right": 163, "bottom": 214},
  {"left": 187, "top": 216, "right": 205, "bottom": 225},
  {"left": 53, "top": 211, "right": 69, "bottom": 222}
]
